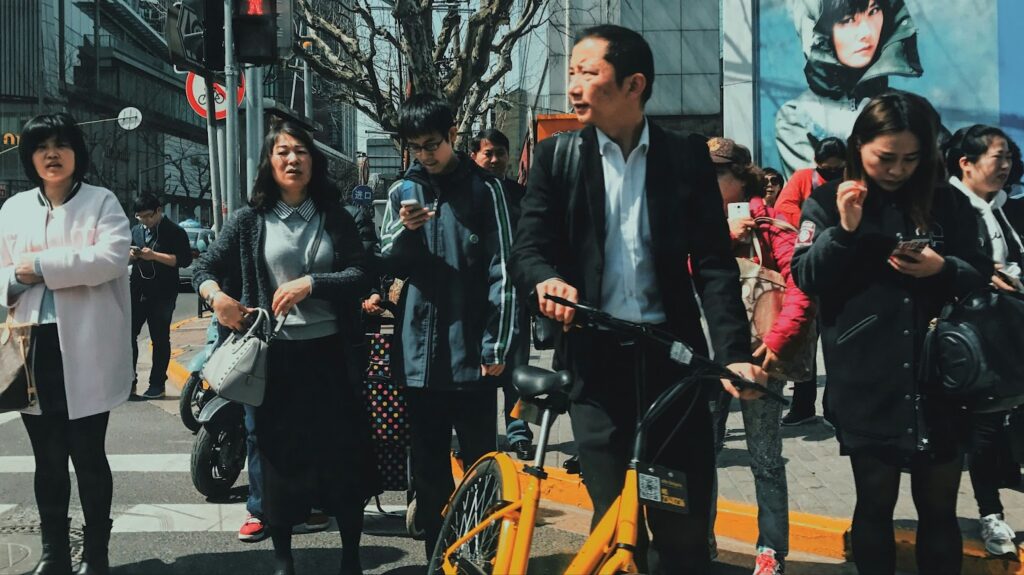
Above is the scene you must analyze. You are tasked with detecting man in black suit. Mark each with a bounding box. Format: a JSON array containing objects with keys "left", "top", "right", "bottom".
[{"left": 509, "top": 25, "right": 763, "bottom": 574}]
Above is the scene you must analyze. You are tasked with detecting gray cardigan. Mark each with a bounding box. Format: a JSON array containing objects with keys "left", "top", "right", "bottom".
[{"left": 191, "top": 204, "right": 370, "bottom": 383}]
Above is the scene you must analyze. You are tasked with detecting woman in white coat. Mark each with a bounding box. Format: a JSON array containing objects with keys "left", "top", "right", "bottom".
[{"left": 0, "top": 113, "right": 133, "bottom": 575}]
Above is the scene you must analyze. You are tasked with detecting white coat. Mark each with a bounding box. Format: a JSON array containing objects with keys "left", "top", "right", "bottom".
[{"left": 0, "top": 183, "right": 133, "bottom": 419}]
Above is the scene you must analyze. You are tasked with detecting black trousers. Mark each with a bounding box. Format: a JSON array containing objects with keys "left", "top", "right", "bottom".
[
  {"left": 969, "top": 410, "right": 1013, "bottom": 517},
  {"left": 21, "top": 325, "right": 112, "bottom": 525},
  {"left": 406, "top": 386, "right": 497, "bottom": 558},
  {"left": 131, "top": 294, "right": 176, "bottom": 390},
  {"left": 570, "top": 332, "right": 716, "bottom": 575}
]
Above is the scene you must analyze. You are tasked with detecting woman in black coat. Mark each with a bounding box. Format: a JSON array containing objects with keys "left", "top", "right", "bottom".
[
  {"left": 792, "top": 92, "right": 992, "bottom": 575},
  {"left": 193, "top": 121, "right": 379, "bottom": 575}
]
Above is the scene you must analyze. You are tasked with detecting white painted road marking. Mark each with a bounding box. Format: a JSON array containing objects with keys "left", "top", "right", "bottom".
[
  {"left": 0, "top": 412, "right": 20, "bottom": 426},
  {"left": 0, "top": 504, "right": 15, "bottom": 516},
  {"left": 0, "top": 453, "right": 193, "bottom": 474}
]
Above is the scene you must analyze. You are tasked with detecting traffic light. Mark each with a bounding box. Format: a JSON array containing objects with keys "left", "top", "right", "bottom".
[
  {"left": 234, "top": 0, "right": 277, "bottom": 64},
  {"left": 166, "top": 0, "right": 225, "bottom": 73}
]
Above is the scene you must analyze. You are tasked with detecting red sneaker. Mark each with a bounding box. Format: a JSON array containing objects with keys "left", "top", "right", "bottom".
[{"left": 238, "top": 514, "right": 268, "bottom": 542}]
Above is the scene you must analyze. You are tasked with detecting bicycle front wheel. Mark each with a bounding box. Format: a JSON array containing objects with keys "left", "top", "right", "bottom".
[{"left": 428, "top": 454, "right": 521, "bottom": 575}]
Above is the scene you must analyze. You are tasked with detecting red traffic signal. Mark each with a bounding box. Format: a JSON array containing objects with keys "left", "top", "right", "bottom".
[{"left": 236, "top": 0, "right": 273, "bottom": 17}]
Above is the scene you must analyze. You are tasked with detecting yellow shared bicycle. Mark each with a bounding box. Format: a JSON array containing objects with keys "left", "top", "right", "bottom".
[{"left": 428, "top": 296, "right": 784, "bottom": 575}]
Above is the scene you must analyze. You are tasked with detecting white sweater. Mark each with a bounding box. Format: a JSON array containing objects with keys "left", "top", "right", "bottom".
[{"left": 0, "top": 183, "right": 133, "bottom": 419}]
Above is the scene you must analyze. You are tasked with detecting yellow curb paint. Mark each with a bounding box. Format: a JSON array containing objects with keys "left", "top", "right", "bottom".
[
  {"left": 894, "top": 528, "right": 1024, "bottom": 575},
  {"left": 167, "top": 356, "right": 190, "bottom": 392},
  {"left": 170, "top": 316, "right": 204, "bottom": 331}
]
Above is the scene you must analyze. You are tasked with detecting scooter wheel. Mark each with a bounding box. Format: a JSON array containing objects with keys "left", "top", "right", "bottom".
[
  {"left": 179, "top": 372, "right": 209, "bottom": 433},
  {"left": 191, "top": 421, "right": 244, "bottom": 498}
]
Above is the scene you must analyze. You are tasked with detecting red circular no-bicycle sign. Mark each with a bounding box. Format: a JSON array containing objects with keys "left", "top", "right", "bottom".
[{"left": 185, "top": 72, "right": 245, "bottom": 121}]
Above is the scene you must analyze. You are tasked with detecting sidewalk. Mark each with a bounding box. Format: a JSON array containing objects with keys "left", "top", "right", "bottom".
[{"left": 165, "top": 315, "right": 1024, "bottom": 574}]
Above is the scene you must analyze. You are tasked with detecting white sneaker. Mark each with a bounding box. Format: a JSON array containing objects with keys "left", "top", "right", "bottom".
[{"left": 980, "top": 513, "right": 1017, "bottom": 556}]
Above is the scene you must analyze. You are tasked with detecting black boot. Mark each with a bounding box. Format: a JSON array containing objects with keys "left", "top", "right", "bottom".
[
  {"left": 34, "top": 516, "right": 72, "bottom": 575},
  {"left": 75, "top": 519, "right": 112, "bottom": 575}
]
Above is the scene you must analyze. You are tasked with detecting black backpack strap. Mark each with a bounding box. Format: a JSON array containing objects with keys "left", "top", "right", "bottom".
[{"left": 552, "top": 131, "right": 582, "bottom": 193}]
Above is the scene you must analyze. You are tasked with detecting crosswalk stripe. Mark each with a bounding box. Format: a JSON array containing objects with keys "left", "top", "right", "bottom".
[
  {"left": 0, "top": 453, "right": 193, "bottom": 473},
  {"left": 0, "top": 412, "right": 20, "bottom": 426}
]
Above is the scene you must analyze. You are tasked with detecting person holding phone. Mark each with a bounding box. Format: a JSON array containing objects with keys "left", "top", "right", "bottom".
[
  {"left": 792, "top": 92, "right": 991, "bottom": 575},
  {"left": 379, "top": 94, "right": 516, "bottom": 560},
  {"left": 128, "top": 193, "right": 192, "bottom": 400},
  {"left": 193, "top": 120, "right": 378, "bottom": 575},
  {"left": 707, "top": 137, "right": 815, "bottom": 573},
  {"left": 943, "top": 125, "right": 1022, "bottom": 556}
]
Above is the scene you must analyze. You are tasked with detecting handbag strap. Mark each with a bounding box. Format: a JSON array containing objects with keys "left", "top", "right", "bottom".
[{"left": 303, "top": 213, "right": 326, "bottom": 277}]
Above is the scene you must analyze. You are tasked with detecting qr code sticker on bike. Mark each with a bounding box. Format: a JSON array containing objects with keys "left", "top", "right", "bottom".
[{"left": 638, "top": 472, "right": 662, "bottom": 503}]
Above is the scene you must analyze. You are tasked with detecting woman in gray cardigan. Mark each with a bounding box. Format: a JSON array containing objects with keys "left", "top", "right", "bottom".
[{"left": 193, "top": 121, "right": 379, "bottom": 575}]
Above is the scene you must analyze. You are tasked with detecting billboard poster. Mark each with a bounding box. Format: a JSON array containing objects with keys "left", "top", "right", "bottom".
[{"left": 756, "top": 0, "right": 1024, "bottom": 177}]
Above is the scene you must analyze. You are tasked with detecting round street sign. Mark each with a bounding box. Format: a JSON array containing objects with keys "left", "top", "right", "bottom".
[
  {"left": 117, "top": 107, "right": 142, "bottom": 131},
  {"left": 185, "top": 72, "right": 245, "bottom": 121}
]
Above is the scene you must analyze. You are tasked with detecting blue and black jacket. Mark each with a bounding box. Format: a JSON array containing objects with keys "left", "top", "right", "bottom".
[{"left": 380, "top": 154, "right": 516, "bottom": 390}]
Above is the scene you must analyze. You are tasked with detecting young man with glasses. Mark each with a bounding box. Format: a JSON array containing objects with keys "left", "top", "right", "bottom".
[
  {"left": 380, "top": 94, "right": 516, "bottom": 559},
  {"left": 129, "top": 194, "right": 191, "bottom": 399}
]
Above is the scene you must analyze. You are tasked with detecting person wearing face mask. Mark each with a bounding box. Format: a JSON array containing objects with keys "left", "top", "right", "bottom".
[
  {"left": 793, "top": 91, "right": 991, "bottom": 575},
  {"left": 775, "top": 0, "right": 923, "bottom": 178},
  {"left": 775, "top": 137, "right": 847, "bottom": 227},
  {"left": 774, "top": 136, "right": 845, "bottom": 426},
  {"left": 943, "top": 125, "right": 1022, "bottom": 557}
]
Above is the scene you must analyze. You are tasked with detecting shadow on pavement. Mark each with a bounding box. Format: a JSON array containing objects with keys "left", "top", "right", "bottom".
[{"left": 112, "top": 545, "right": 408, "bottom": 575}]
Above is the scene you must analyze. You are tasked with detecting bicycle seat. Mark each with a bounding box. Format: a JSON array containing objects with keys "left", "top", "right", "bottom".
[{"left": 513, "top": 366, "right": 572, "bottom": 399}]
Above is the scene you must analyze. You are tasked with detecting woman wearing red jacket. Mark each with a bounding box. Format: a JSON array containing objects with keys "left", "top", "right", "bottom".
[{"left": 706, "top": 138, "right": 816, "bottom": 575}]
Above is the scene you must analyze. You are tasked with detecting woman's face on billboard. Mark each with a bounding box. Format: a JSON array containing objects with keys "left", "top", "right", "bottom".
[{"left": 832, "top": 0, "right": 884, "bottom": 69}]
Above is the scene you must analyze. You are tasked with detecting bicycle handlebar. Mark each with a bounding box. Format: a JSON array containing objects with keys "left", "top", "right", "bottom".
[{"left": 543, "top": 294, "right": 788, "bottom": 405}]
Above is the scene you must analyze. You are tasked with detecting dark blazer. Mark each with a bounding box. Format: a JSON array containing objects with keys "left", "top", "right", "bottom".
[
  {"left": 130, "top": 216, "right": 192, "bottom": 301},
  {"left": 509, "top": 122, "right": 752, "bottom": 395}
]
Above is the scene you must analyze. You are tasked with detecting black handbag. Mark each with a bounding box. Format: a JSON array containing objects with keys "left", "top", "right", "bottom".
[{"left": 922, "top": 288, "right": 1024, "bottom": 413}]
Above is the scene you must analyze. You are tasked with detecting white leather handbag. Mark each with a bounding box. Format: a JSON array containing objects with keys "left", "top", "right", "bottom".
[{"left": 201, "top": 309, "right": 280, "bottom": 407}]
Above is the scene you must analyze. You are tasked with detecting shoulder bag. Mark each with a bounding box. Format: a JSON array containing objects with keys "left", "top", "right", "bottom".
[
  {"left": 0, "top": 316, "right": 36, "bottom": 412},
  {"left": 737, "top": 217, "right": 817, "bottom": 381},
  {"left": 201, "top": 213, "right": 326, "bottom": 406},
  {"left": 922, "top": 288, "right": 1024, "bottom": 413}
]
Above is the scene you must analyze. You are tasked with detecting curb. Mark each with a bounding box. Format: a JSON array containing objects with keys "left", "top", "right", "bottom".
[{"left": 162, "top": 321, "right": 1024, "bottom": 572}]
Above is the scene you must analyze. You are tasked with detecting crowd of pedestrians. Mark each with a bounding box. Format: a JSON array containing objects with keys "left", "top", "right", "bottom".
[{"left": 2, "top": 16, "right": 1024, "bottom": 575}]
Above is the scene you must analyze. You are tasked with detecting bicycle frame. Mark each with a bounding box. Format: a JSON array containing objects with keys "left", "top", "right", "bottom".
[{"left": 436, "top": 404, "right": 640, "bottom": 575}]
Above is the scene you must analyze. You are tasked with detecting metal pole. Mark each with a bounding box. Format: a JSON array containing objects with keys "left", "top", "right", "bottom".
[
  {"left": 224, "top": 0, "right": 239, "bottom": 215},
  {"left": 301, "top": 24, "right": 313, "bottom": 121},
  {"left": 94, "top": 0, "right": 101, "bottom": 90},
  {"left": 244, "top": 65, "right": 257, "bottom": 199},
  {"left": 217, "top": 124, "right": 228, "bottom": 211},
  {"left": 205, "top": 79, "right": 223, "bottom": 232},
  {"left": 253, "top": 66, "right": 266, "bottom": 197}
]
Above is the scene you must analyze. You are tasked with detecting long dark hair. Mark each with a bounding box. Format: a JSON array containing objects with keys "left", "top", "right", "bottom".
[
  {"left": 249, "top": 120, "right": 339, "bottom": 212},
  {"left": 846, "top": 91, "right": 939, "bottom": 231}
]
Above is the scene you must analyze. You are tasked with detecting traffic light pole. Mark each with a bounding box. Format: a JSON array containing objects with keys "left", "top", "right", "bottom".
[
  {"left": 223, "top": 0, "right": 240, "bottom": 215},
  {"left": 205, "top": 80, "right": 223, "bottom": 232},
  {"left": 244, "top": 65, "right": 257, "bottom": 200}
]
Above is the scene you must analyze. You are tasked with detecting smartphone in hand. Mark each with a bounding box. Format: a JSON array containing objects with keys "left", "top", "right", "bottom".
[
  {"left": 891, "top": 238, "right": 929, "bottom": 262},
  {"left": 400, "top": 198, "right": 422, "bottom": 210}
]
